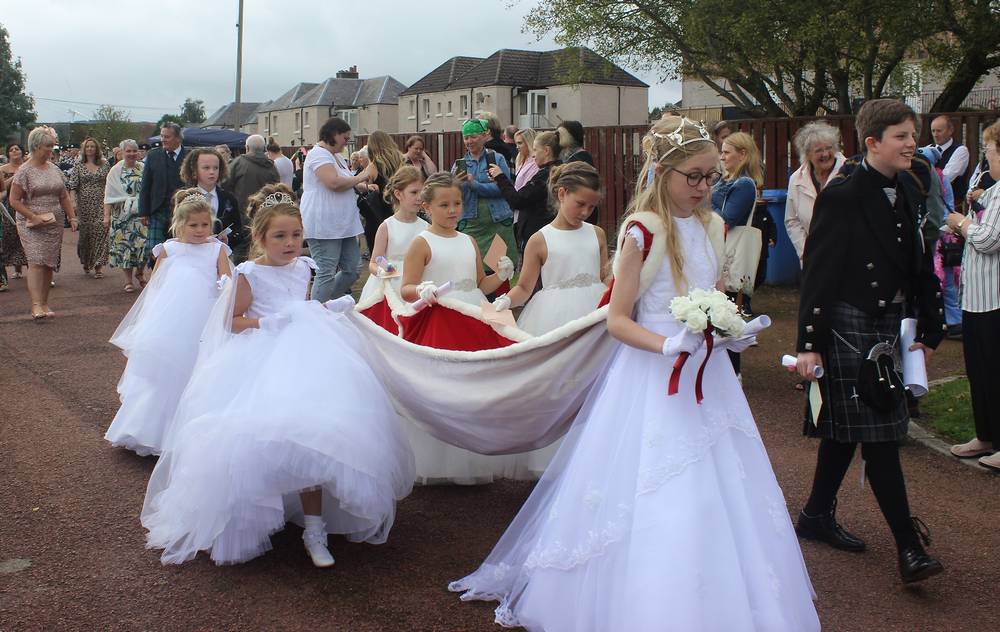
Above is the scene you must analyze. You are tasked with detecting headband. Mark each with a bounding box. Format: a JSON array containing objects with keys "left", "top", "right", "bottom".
[
  {"left": 462, "top": 119, "right": 489, "bottom": 137},
  {"left": 651, "top": 117, "right": 713, "bottom": 161},
  {"left": 261, "top": 191, "right": 296, "bottom": 209}
]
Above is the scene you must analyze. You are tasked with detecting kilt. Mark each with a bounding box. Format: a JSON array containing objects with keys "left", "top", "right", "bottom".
[
  {"left": 143, "top": 212, "right": 170, "bottom": 263},
  {"left": 805, "top": 301, "right": 909, "bottom": 443}
]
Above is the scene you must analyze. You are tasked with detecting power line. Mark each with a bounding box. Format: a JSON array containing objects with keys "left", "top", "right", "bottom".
[{"left": 33, "top": 96, "right": 174, "bottom": 111}]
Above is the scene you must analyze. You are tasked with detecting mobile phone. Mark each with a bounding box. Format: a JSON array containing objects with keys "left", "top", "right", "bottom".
[{"left": 453, "top": 159, "right": 468, "bottom": 177}]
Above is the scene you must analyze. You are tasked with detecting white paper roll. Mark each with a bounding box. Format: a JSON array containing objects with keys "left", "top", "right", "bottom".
[
  {"left": 411, "top": 280, "right": 454, "bottom": 312},
  {"left": 781, "top": 354, "right": 824, "bottom": 379},
  {"left": 899, "top": 318, "right": 928, "bottom": 397}
]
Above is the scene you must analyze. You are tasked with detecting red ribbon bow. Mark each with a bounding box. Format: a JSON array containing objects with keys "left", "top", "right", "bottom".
[{"left": 667, "top": 325, "right": 715, "bottom": 404}]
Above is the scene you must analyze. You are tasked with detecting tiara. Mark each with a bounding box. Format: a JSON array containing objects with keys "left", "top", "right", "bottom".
[
  {"left": 650, "top": 117, "right": 712, "bottom": 161},
  {"left": 182, "top": 192, "right": 208, "bottom": 205},
  {"left": 261, "top": 192, "right": 296, "bottom": 209}
]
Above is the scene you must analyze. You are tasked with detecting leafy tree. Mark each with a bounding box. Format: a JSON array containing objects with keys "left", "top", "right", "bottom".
[
  {"left": 0, "top": 24, "right": 36, "bottom": 140},
  {"left": 80, "top": 105, "right": 144, "bottom": 149},
  {"left": 525, "top": 0, "right": 994, "bottom": 117},
  {"left": 181, "top": 98, "right": 206, "bottom": 124},
  {"left": 156, "top": 113, "right": 186, "bottom": 130},
  {"left": 924, "top": 1, "right": 1000, "bottom": 112}
]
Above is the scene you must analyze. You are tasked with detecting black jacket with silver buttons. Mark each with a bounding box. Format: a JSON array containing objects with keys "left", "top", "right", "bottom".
[{"left": 797, "top": 159, "right": 945, "bottom": 354}]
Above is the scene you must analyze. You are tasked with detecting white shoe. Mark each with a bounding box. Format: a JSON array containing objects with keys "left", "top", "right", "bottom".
[{"left": 303, "top": 530, "right": 335, "bottom": 567}]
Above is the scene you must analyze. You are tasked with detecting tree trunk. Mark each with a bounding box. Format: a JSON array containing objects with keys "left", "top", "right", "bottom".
[{"left": 930, "top": 51, "right": 992, "bottom": 113}]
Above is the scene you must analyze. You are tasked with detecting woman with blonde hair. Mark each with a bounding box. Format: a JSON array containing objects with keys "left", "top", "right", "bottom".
[
  {"left": 452, "top": 116, "right": 818, "bottom": 631},
  {"left": 361, "top": 131, "right": 405, "bottom": 256},
  {"left": 69, "top": 136, "right": 112, "bottom": 277}
]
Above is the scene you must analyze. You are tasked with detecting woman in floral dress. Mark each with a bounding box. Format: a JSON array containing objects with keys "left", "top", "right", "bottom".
[
  {"left": 103, "top": 139, "right": 147, "bottom": 292},
  {"left": 1, "top": 143, "right": 29, "bottom": 290},
  {"left": 68, "top": 137, "right": 111, "bottom": 277}
]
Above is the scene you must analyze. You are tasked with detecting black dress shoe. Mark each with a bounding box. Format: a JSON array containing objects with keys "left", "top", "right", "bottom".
[
  {"left": 795, "top": 499, "right": 866, "bottom": 552},
  {"left": 946, "top": 324, "right": 963, "bottom": 340},
  {"left": 898, "top": 517, "right": 944, "bottom": 584}
]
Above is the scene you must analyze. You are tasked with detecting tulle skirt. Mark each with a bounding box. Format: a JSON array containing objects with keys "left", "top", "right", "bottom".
[
  {"left": 141, "top": 300, "right": 415, "bottom": 565},
  {"left": 450, "top": 318, "right": 820, "bottom": 631},
  {"left": 105, "top": 259, "right": 218, "bottom": 456}
]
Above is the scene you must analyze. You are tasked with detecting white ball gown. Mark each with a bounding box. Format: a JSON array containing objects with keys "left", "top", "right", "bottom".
[
  {"left": 402, "top": 230, "right": 517, "bottom": 484},
  {"left": 358, "top": 214, "right": 428, "bottom": 303},
  {"left": 104, "top": 238, "right": 229, "bottom": 456},
  {"left": 509, "top": 223, "right": 608, "bottom": 480},
  {"left": 450, "top": 215, "right": 820, "bottom": 631},
  {"left": 141, "top": 256, "right": 415, "bottom": 565}
]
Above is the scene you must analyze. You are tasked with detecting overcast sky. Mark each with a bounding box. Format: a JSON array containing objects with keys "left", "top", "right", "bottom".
[{"left": 4, "top": 0, "right": 680, "bottom": 124}]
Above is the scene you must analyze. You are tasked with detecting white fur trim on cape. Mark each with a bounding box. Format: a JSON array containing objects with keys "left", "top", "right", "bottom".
[{"left": 612, "top": 211, "right": 725, "bottom": 295}]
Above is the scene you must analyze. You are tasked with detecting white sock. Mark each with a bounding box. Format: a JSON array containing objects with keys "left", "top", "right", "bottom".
[{"left": 303, "top": 515, "right": 325, "bottom": 535}]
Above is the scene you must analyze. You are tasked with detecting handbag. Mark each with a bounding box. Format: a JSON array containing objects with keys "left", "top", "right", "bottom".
[
  {"left": 940, "top": 238, "right": 964, "bottom": 267},
  {"left": 856, "top": 342, "right": 905, "bottom": 412},
  {"left": 722, "top": 189, "right": 763, "bottom": 296},
  {"left": 25, "top": 212, "right": 56, "bottom": 229}
]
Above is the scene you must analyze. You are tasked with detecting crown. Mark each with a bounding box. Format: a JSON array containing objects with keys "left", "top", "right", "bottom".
[
  {"left": 650, "top": 117, "right": 713, "bottom": 161},
  {"left": 261, "top": 191, "right": 296, "bottom": 209},
  {"left": 181, "top": 192, "right": 208, "bottom": 205}
]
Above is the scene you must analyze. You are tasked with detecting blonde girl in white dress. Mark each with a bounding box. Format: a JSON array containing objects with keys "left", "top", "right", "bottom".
[
  {"left": 359, "top": 166, "right": 428, "bottom": 304},
  {"left": 141, "top": 184, "right": 414, "bottom": 568},
  {"left": 106, "top": 189, "right": 231, "bottom": 456}
]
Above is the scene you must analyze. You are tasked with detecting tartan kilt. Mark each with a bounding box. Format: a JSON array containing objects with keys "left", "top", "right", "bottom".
[
  {"left": 143, "top": 212, "right": 171, "bottom": 263},
  {"left": 805, "top": 301, "right": 909, "bottom": 443}
]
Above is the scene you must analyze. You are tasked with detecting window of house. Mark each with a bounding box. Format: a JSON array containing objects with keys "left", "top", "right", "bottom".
[
  {"left": 271, "top": 115, "right": 277, "bottom": 134},
  {"left": 460, "top": 95, "right": 469, "bottom": 117},
  {"left": 423, "top": 99, "right": 430, "bottom": 114},
  {"left": 409, "top": 100, "right": 415, "bottom": 114},
  {"left": 447, "top": 101, "right": 453, "bottom": 115},
  {"left": 436, "top": 101, "right": 442, "bottom": 117},
  {"left": 295, "top": 112, "right": 300, "bottom": 131},
  {"left": 304, "top": 111, "right": 310, "bottom": 128}
]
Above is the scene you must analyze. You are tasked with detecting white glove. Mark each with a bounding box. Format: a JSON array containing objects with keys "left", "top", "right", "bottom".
[
  {"left": 625, "top": 225, "right": 645, "bottom": 250},
  {"left": 661, "top": 328, "right": 705, "bottom": 357},
  {"left": 258, "top": 312, "right": 292, "bottom": 332},
  {"left": 216, "top": 274, "right": 231, "bottom": 291},
  {"left": 496, "top": 256, "right": 514, "bottom": 281},
  {"left": 416, "top": 281, "right": 439, "bottom": 303},
  {"left": 492, "top": 294, "right": 512, "bottom": 312},
  {"left": 714, "top": 333, "right": 758, "bottom": 353},
  {"left": 324, "top": 295, "right": 356, "bottom": 314}
]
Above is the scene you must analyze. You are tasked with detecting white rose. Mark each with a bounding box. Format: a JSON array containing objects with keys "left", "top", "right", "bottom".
[{"left": 686, "top": 310, "right": 709, "bottom": 332}]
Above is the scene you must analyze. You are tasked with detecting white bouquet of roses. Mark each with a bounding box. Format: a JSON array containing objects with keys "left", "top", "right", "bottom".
[{"left": 666, "top": 288, "right": 770, "bottom": 402}]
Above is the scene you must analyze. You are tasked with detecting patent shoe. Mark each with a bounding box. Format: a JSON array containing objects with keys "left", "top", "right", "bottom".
[
  {"left": 899, "top": 517, "right": 943, "bottom": 584},
  {"left": 795, "top": 500, "right": 866, "bottom": 552}
]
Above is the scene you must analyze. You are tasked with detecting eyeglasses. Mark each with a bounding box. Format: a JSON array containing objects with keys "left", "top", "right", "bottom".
[{"left": 670, "top": 168, "right": 722, "bottom": 187}]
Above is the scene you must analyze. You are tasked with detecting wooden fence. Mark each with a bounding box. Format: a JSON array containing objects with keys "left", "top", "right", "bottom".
[{"left": 352, "top": 110, "right": 997, "bottom": 233}]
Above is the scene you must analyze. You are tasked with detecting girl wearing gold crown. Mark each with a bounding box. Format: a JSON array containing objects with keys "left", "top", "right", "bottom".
[
  {"left": 140, "top": 183, "right": 414, "bottom": 568},
  {"left": 450, "top": 117, "right": 820, "bottom": 631},
  {"left": 105, "top": 188, "right": 231, "bottom": 456}
]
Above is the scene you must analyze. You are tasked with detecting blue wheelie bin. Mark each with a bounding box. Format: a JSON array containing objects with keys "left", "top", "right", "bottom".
[{"left": 760, "top": 189, "right": 799, "bottom": 285}]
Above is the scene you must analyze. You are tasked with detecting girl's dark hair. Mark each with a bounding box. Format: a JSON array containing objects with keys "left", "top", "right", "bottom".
[
  {"left": 179, "top": 147, "right": 229, "bottom": 186},
  {"left": 318, "top": 117, "right": 351, "bottom": 143},
  {"left": 548, "top": 161, "right": 602, "bottom": 205},
  {"left": 558, "top": 120, "right": 585, "bottom": 147}
]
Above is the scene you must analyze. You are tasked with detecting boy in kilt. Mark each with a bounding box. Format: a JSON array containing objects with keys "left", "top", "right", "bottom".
[{"left": 795, "top": 99, "right": 946, "bottom": 584}]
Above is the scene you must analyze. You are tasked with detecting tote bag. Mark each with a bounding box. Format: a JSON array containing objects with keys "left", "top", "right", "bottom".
[{"left": 721, "top": 189, "right": 763, "bottom": 296}]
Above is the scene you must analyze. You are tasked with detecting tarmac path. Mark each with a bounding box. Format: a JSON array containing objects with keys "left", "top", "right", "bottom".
[{"left": 1, "top": 231, "right": 996, "bottom": 631}]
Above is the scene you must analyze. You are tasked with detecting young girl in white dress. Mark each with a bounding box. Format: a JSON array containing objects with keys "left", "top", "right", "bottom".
[
  {"left": 359, "top": 166, "right": 427, "bottom": 304},
  {"left": 141, "top": 184, "right": 414, "bottom": 568},
  {"left": 398, "top": 173, "right": 517, "bottom": 484},
  {"left": 401, "top": 172, "right": 514, "bottom": 307},
  {"left": 492, "top": 161, "right": 609, "bottom": 335},
  {"left": 450, "top": 117, "right": 820, "bottom": 631},
  {"left": 105, "top": 189, "right": 231, "bottom": 456}
]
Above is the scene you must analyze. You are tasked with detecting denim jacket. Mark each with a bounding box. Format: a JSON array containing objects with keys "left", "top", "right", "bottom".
[{"left": 454, "top": 150, "right": 513, "bottom": 223}]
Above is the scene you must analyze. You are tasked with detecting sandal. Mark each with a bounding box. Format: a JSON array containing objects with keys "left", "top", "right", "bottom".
[
  {"left": 0, "top": 284, "right": 7, "bottom": 292},
  {"left": 30, "top": 304, "right": 46, "bottom": 320},
  {"left": 951, "top": 439, "right": 994, "bottom": 459},
  {"left": 136, "top": 273, "right": 147, "bottom": 288},
  {"left": 124, "top": 284, "right": 135, "bottom": 293},
  {"left": 979, "top": 452, "right": 1000, "bottom": 471},
  {"left": 94, "top": 270, "right": 104, "bottom": 279}
]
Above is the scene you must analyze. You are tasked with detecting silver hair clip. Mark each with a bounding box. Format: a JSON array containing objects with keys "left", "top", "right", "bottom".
[
  {"left": 182, "top": 192, "right": 208, "bottom": 205},
  {"left": 651, "top": 117, "right": 712, "bottom": 161},
  {"left": 261, "top": 192, "right": 296, "bottom": 209}
]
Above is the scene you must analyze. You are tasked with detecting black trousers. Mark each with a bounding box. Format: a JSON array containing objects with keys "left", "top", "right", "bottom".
[
  {"left": 962, "top": 309, "right": 1000, "bottom": 444},
  {"left": 803, "top": 438, "right": 918, "bottom": 549}
]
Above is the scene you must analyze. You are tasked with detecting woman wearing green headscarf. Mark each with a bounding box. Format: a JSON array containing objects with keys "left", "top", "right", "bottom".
[{"left": 452, "top": 119, "right": 519, "bottom": 277}]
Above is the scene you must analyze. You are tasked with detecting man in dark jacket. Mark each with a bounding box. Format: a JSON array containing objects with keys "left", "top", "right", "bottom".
[
  {"left": 795, "top": 99, "right": 945, "bottom": 585},
  {"left": 138, "top": 123, "right": 187, "bottom": 265},
  {"left": 224, "top": 134, "right": 279, "bottom": 261}
]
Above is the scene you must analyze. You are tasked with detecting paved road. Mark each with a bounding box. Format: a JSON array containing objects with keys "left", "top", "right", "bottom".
[{"left": 1, "top": 232, "right": 996, "bottom": 631}]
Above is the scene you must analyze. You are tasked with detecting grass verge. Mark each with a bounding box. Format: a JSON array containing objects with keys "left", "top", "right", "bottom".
[{"left": 921, "top": 377, "right": 975, "bottom": 444}]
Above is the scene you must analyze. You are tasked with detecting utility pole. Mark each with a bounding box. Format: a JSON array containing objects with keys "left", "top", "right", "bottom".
[{"left": 234, "top": 0, "right": 244, "bottom": 132}]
